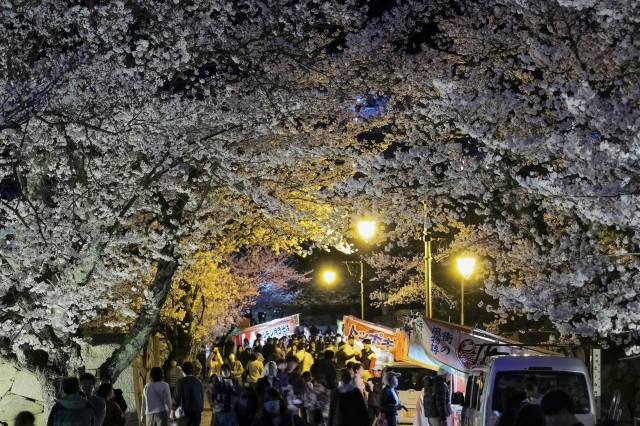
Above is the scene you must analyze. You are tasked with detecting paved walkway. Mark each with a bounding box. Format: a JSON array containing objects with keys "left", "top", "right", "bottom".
[{"left": 200, "top": 385, "right": 212, "bottom": 426}]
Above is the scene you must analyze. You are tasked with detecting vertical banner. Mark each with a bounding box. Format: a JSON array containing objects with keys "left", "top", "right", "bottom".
[
  {"left": 342, "top": 315, "right": 397, "bottom": 354},
  {"left": 232, "top": 314, "right": 300, "bottom": 347}
]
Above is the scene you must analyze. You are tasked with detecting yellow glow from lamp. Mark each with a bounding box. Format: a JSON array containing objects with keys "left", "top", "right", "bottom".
[
  {"left": 457, "top": 257, "right": 476, "bottom": 279},
  {"left": 357, "top": 220, "right": 376, "bottom": 241},
  {"left": 323, "top": 270, "right": 337, "bottom": 285}
]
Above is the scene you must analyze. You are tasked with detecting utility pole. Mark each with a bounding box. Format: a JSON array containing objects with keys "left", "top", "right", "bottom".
[{"left": 360, "top": 256, "right": 365, "bottom": 320}]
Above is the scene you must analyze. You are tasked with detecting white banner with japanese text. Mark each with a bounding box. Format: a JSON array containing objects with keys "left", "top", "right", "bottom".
[
  {"left": 406, "top": 316, "right": 536, "bottom": 374},
  {"left": 232, "top": 314, "right": 300, "bottom": 347}
]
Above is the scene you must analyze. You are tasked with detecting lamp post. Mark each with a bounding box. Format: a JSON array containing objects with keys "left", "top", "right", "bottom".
[
  {"left": 422, "top": 202, "right": 436, "bottom": 318},
  {"left": 424, "top": 228, "right": 433, "bottom": 318},
  {"left": 357, "top": 220, "right": 375, "bottom": 320},
  {"left": 322, "top": 220, "right": 375, "bottom": 320},
  {"left": 457, "top": 256, "right": 476, "bottom": 326},
  {"left": 379, "top": 289, "right": 389, "bottom": 315}
]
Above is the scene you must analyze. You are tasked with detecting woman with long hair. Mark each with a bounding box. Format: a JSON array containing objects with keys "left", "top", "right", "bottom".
[{"left": 235, "top": 387, "right": 260, "bottom": 426}]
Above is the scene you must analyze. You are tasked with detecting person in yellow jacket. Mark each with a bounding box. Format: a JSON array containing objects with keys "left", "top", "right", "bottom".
[
  {"left": 208, "top": 347, "right": 224, "bottom": 376},
  {"left": 295, "top": 343, "right": 315, "bottom": 373}
]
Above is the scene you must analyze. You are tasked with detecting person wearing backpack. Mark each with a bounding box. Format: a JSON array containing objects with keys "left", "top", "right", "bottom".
[{"left": 422, "top": 368, "right": 451, "bottom": 426}]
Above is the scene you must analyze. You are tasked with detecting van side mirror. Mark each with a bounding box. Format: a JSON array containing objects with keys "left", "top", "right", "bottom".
[{"left": 452, "top": 391, "right": 464, "bottom": 405}]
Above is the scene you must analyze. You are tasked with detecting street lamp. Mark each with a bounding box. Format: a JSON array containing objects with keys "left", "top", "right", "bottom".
[
  {"left": 321, "top": 220, "right": 376, "bottom": 320},
  {"left": 322, "top": 263, "right": 363, "bottom": 317},
  {"left": 323, "top": 270, "right": 336, "bottom": 285},
  {"left": 356, "top": 220, "right": 376, "bottom": 320},
  {"left": 457, "top": 256, "right": 476, "bottom": 326},
  {"left": 357, "top": 220, "right": 376, "bottom": 241}
]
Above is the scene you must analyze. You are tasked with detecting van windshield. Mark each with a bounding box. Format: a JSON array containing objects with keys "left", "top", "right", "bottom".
[
  {"left": 491, "top": 371, "right": 591, "bottom": 414},
  {"left": 386, "top": 366, "right": 435, "bottom": 391}
]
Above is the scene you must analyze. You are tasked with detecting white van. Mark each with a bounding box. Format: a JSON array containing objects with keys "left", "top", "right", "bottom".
[{"left": 460, "top": 354, "right": 597, "bottom": 426}]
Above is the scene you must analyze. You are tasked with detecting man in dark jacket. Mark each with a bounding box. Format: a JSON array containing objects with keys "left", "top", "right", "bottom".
[
  {"left": 100, "top": 373, "right": 128, "bottom": 413},
  {"left": 311, "top": 350, "right": 338, "bottom": 390},
  {"left": 256, "top": 361, "right": 283, "bottom": 399},
  {"left": 47, "top": 377, "right": 96, "bottom": 426},
  {"left": 172, "top": 361, "right": 204, "bottom": 426},
  {"left": 328, "top": 371, "right": 369, "bottom": 426},
  {"left": 360, "top": 339, "right": 376, "bottom": 374},
  {"left": 366, "top": 363, "right": 384, "bottom": 423},
  {"left": 423, "top": 367, "right": 452, "bottom": 426}
]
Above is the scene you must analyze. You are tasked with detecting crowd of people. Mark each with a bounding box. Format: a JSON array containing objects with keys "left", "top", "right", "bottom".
[
  {"left": 39, "top": 330, "right": 605, "bottom": 426},
  {"left": 46, "top": 372, "right": 128, "bottom": 426},
  {"left": 156, "top": 331, "right": 406, "bottom": 426}
]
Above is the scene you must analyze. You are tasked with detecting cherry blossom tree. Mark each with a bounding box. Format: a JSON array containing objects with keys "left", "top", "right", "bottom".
[
  {"left": 3, "top": 1, "right": 639, "bottom": 400},
  {"left": 0, "top": 0, "right": 374, "bottom": 381},
  {"left": 157, "top": 246, "right": 310, "bottom": 364},
  {"left": 327, "top": 0, "right": 640, "bottom": 352}
]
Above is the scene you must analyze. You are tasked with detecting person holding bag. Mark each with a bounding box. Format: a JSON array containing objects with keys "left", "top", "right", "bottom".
[
  {"left": 380, "top": 371, "right": 407, "bottom": 426},
  {"left": 141, "top": 367, "right": 172, "bottom": 426},
  {"left": 172, "top": 362, "right": 204, "bottom": 426}
]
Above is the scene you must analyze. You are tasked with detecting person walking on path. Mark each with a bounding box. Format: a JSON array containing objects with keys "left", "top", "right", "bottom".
[
  {"left": 172, "top": 361, "right": 204, "bottom": 426},
  {"left": 246, "top": 354, "right": 264, "bottom": 389},
  {"left": 380, "top": 371, "right": 406, "bottom": 426},
  {"left": 256, "top": 361, "right": 283, "bottom": 399},
  {"left": 100, "top": 373, "right": 128, "bottom": 413},
  {"left": 97, "top": 383, "right": 126, "bottom": 426},
  {"left": 80, "top": 372, "right": 106, "bottom": 426},
  {"left": 229, "top": 353, "right": 244, "bottom": 382},
  {"left": 208, "top": 364, "right": 240, "bottom": 426},
  {"left": 327, "top": 371, "right": 369, "bottom": 426},
  {"left": 311, "top": 351, "right": 337, "bottom": 391},
  {"left": 251, "top": 388, "right": 309, "bottom": 426},
  {"left": 47, "top": 377, "right": 96, "bottom": 426},
  {"left": 422, "top": 368, "right": 451, "bottom": 426},
  {"left": 141, "top": 367, "right": 172, "bottom": 426},
  {"left": 366, "top": 363, "right": 384, "bottom": 424},
  {"left": 169, "top": 360, "right": 185, "bottom": 397}
]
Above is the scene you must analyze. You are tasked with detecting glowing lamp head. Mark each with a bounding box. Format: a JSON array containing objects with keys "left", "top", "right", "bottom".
[
  {"left": 323, "top": 270, "right": 337, "bottom": 285},
  {"left": 357, "top": 220, "right": 376, "bottom": 240},
  {"left": 457, "top": 257, "right": 476, "bottom": 279}
]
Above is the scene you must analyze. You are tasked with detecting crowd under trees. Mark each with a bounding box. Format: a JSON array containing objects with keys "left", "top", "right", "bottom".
[{"left": 0, "top": 0, "right": 638, "bottom": 392}]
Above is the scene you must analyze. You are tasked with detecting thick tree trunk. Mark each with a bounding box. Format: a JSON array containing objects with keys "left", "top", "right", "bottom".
[
  {"left": 99, "top": 243, "right": 178, "bottom": 381},
  {"left": 161, "top": 280, "right": 199, "bottom": 372},
  {"left": 99, "top": 193, "right": 190, "bottom": 381}
]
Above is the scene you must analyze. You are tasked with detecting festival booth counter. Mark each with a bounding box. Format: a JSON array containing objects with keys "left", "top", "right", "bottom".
[{"left": 231, "top": 314, "right": 300, "bottom": 347}]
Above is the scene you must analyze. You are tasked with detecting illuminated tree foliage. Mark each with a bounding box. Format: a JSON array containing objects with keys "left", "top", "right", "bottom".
[
  {"left": 2, "top": 0, "right": 639, "bottom": 396},
  {"left": 158, "top": 246, "right": 310, "bottom": 364},
  {"left": 329, "top": 0, "right": 640, "bottom": 351},
  {"left": 0, "top": 0, "right": 376, "bottom": 379}
]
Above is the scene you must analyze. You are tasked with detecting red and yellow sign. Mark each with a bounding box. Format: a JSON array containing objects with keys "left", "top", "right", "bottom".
[{"left": 342, "top": 315, "right": 397, "bottom": 353}]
